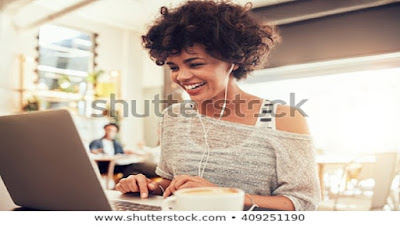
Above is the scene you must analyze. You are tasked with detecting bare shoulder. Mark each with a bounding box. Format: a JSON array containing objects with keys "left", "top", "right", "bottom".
[{"left": 275, "top": 104, "right": 310, "bottom": 135}]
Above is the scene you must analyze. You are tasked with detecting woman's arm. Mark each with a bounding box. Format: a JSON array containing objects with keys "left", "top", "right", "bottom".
[
  {"left": 157, "top": 177, "right": 294, "bottom": 210},
  {"left": 150, "top": 178, "right": 172, "bottom": 195},
  {"left": 271, "top": 104, "right": 321, "bottom": 210},
  {"left": 161, "top": 175, "right": 296, "bottom": 210},
  {"left": 244, "top": 194, "right": 295, "bottom": 211}
]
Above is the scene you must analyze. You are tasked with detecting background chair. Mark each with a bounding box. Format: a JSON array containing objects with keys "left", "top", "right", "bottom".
[{"left": 331, "top": 152, "right": 399, "bottom": 210}]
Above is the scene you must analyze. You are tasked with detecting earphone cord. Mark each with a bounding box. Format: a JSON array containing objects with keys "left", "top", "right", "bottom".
[{"left": 197, "top": 66, "right": 231, "bottom": 178}]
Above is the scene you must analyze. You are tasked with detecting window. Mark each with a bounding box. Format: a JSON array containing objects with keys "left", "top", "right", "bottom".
[
  {"left": 240, "top": 66, "right": 400, "bottom": 155},
  {"left": 35, "top": 24, "right": 95, "bottom": 109}
]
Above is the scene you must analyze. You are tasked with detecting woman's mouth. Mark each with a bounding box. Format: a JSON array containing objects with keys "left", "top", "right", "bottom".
[
  {"left": 183, "top": 82, "right": 206, "bottom": 95},
  {"left": 184, "top": 82, "right": 206, "bottom": 90}
]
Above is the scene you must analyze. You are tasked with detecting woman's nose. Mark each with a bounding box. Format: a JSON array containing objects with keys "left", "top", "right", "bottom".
[{"left": 176, "top": 69, "right": 193, "bottom": 82}]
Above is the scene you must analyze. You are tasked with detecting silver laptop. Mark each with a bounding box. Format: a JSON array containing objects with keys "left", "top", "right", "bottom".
[{"left": 0, "top": 109, "right": 161, "bottom": 211}]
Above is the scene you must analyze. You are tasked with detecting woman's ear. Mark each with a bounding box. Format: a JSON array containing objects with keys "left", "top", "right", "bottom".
[{"left": 233, "top": 64, "right": 239, "bottom": 71}]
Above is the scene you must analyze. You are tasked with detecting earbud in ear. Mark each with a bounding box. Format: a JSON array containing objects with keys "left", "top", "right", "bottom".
[{"left": 227, "top": 64, "right": 235, "bottom": 76}]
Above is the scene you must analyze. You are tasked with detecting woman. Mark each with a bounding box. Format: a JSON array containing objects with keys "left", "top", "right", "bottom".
[{"left": 116, "top": 0, "right": 320, "bottom": 211}]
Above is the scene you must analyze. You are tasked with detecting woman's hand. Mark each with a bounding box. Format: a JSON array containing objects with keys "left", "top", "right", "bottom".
[
  {"left": 115, "top": 174, "right": 158, "bottom": 199},
  {"left": 163, "top": 175, "right": 217, "bottom": 198}
]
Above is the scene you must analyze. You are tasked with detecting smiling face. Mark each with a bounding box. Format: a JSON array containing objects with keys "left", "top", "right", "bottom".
[{"left": 166, "top": 44, "right": 234, "bottom": 103}]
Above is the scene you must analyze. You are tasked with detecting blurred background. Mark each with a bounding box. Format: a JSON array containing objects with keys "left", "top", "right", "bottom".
[{"left": 0, "top": 0, "right": 399, "bottom": 210}]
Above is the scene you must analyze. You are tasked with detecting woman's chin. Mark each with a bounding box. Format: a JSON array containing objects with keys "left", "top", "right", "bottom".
[{"left": 186, "top": 90, "right": 207, "bottom": 101}]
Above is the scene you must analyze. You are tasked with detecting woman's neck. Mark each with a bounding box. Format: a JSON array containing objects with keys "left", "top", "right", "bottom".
[{"left": 195, "top": 80, "right": 250, "bottom": 118}]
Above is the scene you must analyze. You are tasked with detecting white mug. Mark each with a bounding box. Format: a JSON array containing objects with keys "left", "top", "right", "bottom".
[{"left": 162, "top": 187, "right": 245, "bottom": 211}]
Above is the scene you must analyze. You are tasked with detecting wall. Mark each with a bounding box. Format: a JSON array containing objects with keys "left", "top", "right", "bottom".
[
  {"left": 0, "top": 11, "right": 20, "bottom": 115},
  {"left": 256, "top": 2, "right": 400, "bottom": 68},
  {"left": 142, "top": 48, "right": 164, "bottom": 147}
]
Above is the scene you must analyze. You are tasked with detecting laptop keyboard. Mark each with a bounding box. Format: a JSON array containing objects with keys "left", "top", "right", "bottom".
[{"left": 111, "top": 200, "right": 161, "bottom": 211}]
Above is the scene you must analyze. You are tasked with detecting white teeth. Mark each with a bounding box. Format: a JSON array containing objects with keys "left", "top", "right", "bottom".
[{"left": 184, "top": 82, "right": 205, "bottom": 90}]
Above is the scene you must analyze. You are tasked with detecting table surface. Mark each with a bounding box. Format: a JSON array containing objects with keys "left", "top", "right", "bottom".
[{"left": 90, "top": 154, "right": 146, "bottom": 165}]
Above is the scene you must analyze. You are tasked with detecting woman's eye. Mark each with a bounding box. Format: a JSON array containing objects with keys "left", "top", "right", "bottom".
[
  {"left": 190, "top": 63, "right": 203, "bottom": 68},
  {"left": 169, "top": 67, "right": 178, "bottom": 71}
]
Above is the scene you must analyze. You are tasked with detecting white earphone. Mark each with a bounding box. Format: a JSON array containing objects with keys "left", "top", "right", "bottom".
[{"left": 197, "top": 64, "right": 235, "bottom": 177}]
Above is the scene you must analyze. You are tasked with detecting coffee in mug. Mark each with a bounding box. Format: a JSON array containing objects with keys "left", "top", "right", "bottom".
[{"left": 162, "top": 187, "right": 245, "bottom": 211}]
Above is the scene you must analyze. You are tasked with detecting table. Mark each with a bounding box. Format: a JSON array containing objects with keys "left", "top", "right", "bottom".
[
  {"left": 316, "top": 154, "right": 376, "bottom": 200},
  {"left": 90, "top": 154, "right": 146, "bottom": 189},
  {"left": 0, "top": 175, "right": 163, "bottom": 211},
  {"left": 0, "top": 176, "right": 271, "bottom": 211}
]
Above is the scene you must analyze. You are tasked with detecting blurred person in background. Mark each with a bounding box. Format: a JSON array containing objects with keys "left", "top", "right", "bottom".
[
  {"left": 89, "top": 123, "right": 134, "bottom": 178},
  {"left": 90, "top": 123, "right": 159, "bottom": 179}
]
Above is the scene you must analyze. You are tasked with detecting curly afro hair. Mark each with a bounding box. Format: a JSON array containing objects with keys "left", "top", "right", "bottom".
[{"left": 142, "top": 0, "right": 279, "bottom": 80}]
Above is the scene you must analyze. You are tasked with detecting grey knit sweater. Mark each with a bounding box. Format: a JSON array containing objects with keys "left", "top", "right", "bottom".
[{"left": 156, "top": 103, "right": 321, "bottom": 210}]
